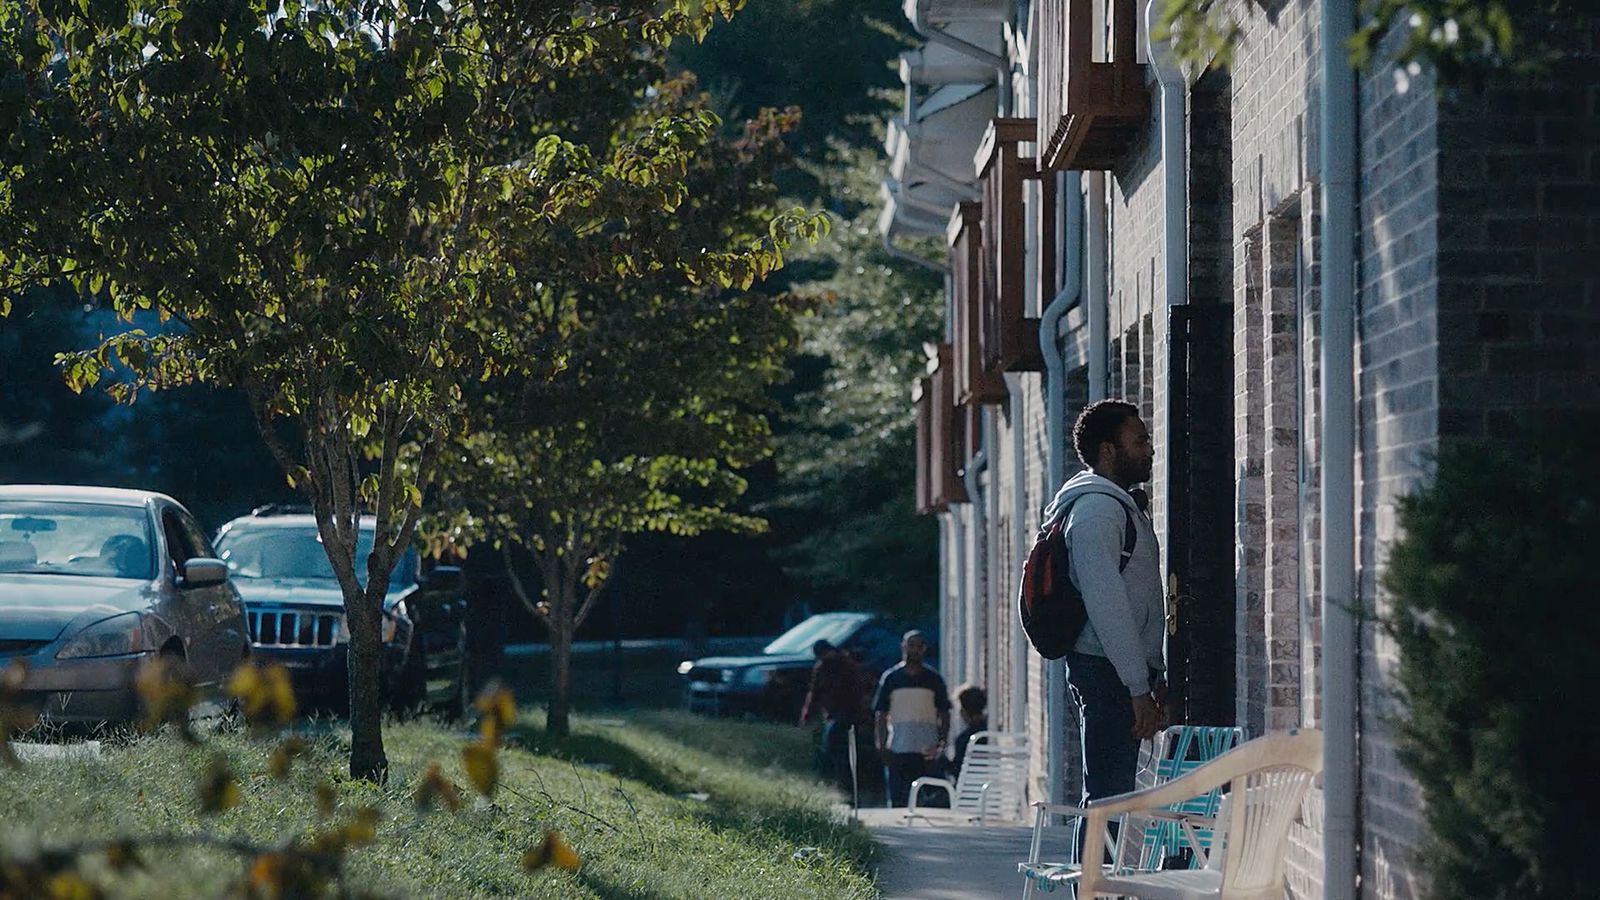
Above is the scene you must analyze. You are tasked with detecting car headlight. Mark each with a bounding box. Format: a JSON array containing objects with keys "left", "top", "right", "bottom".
[
  {"left": 739, "top": 666, "right": 776, "bottom": 687},
  {"left": 56, "top": 612, "right": 152, "bottom": 659},
  {"left": 677, "top": 660, "right": 694, "bottom": 676}
]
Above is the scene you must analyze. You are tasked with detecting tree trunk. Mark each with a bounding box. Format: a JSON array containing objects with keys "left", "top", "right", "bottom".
[
  {"left": 547, "top": 615, "right": 573, "bottom": 739},
  {"left": 345, "top": 594, "right": 389, "bottom": 781}
]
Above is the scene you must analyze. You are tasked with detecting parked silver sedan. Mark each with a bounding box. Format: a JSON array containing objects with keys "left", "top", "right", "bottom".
[{"left": 0, "top": 485, "right": 248, "bottom": 725}]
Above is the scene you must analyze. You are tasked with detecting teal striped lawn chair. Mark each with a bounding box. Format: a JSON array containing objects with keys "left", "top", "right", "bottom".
[
  {"left": 1019, "top": 724, "right": 1242, "bottom": 897},
  {"left": 1128, "top": 725, "right": 1243, "bottom": 872}
]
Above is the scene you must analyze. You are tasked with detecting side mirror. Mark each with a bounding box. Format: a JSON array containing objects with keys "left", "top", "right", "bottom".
[
  {"left": 423, "top": 565, "right": 465, "bottom": 593},
  {"left": 181, "top": 557, "right": 228, "bottom": 587}
]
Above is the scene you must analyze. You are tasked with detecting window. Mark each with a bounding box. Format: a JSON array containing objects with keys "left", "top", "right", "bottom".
[{"left": 0, "top": 501, "right": 154, "bottom": 580}]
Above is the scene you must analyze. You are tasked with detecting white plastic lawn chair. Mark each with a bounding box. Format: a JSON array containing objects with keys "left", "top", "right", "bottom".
[
  {"left": 1019, "top": 728, "right": 1322, "bottom": 900},
  {"left": 904, "top": 730, "right": 1029, "bottom": 825}
]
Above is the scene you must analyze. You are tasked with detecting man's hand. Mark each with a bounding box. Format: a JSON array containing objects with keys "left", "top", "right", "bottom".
[{"left": 1131, "top": 693, "right": 1162, "bottom": 740}]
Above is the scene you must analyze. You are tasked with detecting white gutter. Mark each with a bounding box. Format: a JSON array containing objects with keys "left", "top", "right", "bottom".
[
  {"left": 1038, "top": 171, "right": 1083, "bottom": 811},
  {"left": 1320, "top": 0, "right": 1358, "bottom": 896},
  {"left": 905, "top": 8, "right": 1013, "bottom": 115}
]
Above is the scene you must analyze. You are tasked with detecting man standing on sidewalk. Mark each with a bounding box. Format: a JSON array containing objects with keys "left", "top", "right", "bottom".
[
  {"left": 1041, "top": 400, "right": 1167, "bottom": 822},
  {"left": 872, "top": 630, "right": 950, "bottom": 807}
]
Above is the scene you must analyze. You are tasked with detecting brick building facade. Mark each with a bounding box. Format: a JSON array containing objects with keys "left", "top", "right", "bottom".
[{"left": 888, "top": 1, "right": 1598, "bottom": 897}]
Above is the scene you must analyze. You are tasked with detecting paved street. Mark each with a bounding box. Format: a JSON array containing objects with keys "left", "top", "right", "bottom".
[{"left": 860, "top": 808, "right": 1038, "bottom": 899}]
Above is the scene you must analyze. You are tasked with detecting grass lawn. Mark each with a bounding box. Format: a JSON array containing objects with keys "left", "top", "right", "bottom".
[{"left": 0, "top": 708, "right": 876, "bottom": 899}]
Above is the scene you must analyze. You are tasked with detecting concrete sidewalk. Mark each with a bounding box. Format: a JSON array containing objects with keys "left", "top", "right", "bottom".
[{"left": 860, "top": 808, "right": 1035, "bottom": 899}]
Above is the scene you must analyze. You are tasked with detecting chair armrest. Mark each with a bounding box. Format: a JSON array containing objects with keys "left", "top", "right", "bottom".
[
  {"left": 1029, "top": 801, "right": 1093, "bottom": 818},
  {"left": 1084, "top": 766, "right": 1234, "bottom": 818},
  {"left": 907, "top": 777, "right": 955, "bottom": 815}
]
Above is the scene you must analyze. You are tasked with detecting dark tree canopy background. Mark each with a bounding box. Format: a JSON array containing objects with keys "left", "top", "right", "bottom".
[{"left": 0, "top": 0, "right": 944, "bottom": 643}]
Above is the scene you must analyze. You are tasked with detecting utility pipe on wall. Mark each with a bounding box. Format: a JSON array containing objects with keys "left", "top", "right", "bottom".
[
  {"left": 1039, "top": 172, "right": 1084, "bottom": 811},
  {"left": 961, "top": 418, "right": 989, "bottom": 688},
  {"left": 1319, "top": 0, "right": 1359, "bottom": 897},
  {"left": 1146, "top": 0, "right": 1189, "bottom": 537},
  {"left": 1087, "top": 171, "right": 1109, "bottom": 400},
  {"left": 1007, "top": 378, "right": 1029, "bottom": 735}
]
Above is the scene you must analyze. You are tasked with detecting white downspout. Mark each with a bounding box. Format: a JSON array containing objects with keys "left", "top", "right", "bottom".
[
  {"left": 1087, "top": 172, "right": 1109, "bottom": 400},
  {"left": 949, "top": 506, "right": 968, "bottom": 687},
  {"left": 1008, "top": 379, "right": 1029, "bottom": 734},
  {"left": 1039, "top": 171, "right": 1083, "bottom": 812},
  {"left": 1146, "top": 0, "right": 1188, "bottom": 559},
  {"left": 937, "top": 514, "right": 951, "bottom": 678},
  {"left": 961, "top": 416, "right": 989, "bottom": 688},
  {"left": 1320, "top": 0, "right": 1359, "bottom": 897}
]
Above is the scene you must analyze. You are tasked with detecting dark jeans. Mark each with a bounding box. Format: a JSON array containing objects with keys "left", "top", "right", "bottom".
[
  {"left": 817, "top": 720, "right": 853, "bottom": 789},
  {"left": 883, "top": 752, "right": 936, "bottom": 808},
  {"left": 1065, "top": 651, "right": 1148, "bottom": 863}
]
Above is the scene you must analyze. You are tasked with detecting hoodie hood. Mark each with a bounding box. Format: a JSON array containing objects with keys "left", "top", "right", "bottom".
[{"left": 1041, "top": 470, "right": 1140, "bottom": 527}]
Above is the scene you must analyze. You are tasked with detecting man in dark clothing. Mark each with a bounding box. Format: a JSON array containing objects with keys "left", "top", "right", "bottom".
[
  {"left": 799, "top": 639, "right": 869, "bottom": 791},
  {"left": 872, "top": 630, "right": 951, "bottom": 808}
]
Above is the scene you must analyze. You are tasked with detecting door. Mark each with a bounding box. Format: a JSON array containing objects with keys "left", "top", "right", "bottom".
[{"left": 160, "top": 506, "right": 239, "bottom": 687}]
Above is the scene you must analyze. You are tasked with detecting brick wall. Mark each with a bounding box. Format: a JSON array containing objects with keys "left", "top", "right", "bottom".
[{"left": 1357, "top": 18, "right": 1442, "bottom": 900}]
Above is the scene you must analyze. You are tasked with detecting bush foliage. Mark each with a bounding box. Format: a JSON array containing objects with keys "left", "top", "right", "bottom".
[{"left": 1385, "top": 423, "right": 1600, "bottom": 900}]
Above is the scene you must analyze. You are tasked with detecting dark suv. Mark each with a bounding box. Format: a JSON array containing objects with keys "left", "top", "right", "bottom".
[
  {"left": 213, "top": 508, "right": 470, "bottom": 715},
  {"left": 677, "top": 612, "right": 907, "bottom": 720}
]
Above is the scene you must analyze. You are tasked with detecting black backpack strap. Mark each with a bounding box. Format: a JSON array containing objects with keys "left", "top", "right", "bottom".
[
  {"left": 1117, "top": 507, "right": 1136, "bottom": 572},
  {"left": 1054, "top": 491, "right": 1139, "bottom": 571}
]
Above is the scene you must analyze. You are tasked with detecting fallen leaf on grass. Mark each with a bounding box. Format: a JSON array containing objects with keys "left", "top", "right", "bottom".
[{"left": 522, "top": 830, "right": 580, "bottom": 873}]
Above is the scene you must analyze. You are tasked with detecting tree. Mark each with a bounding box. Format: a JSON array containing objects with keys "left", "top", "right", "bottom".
[
  {"left": 1160, "top": 0, "right": 1598, "bottom": 80},
  {"left": 430, "top": 89, "right": 817, "bottom": 738},
  {"left": 0, "top": 0, "right": 809, "bottom": 780},
  {"left": 766, "top": 147, "right": 944, "bottom": 619}
]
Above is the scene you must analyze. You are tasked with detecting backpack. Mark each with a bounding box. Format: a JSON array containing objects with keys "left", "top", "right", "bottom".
[{"left": 1017, "top": 492, "right": 1137, "bottom": 659}]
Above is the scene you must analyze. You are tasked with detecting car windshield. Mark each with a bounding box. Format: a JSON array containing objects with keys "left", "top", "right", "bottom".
[
  {"left": 764, "top": 615, "right": 867, "bottom": 655},
  {"left": 0, "top": 501, "right": 154, "bottom": 581},
  {"left": 215, "top": 527, "right": 417, "bottom": 591}
]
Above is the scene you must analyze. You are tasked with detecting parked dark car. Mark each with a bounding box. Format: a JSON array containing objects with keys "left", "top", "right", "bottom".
[
  {"left": 213, "top": 507, "right": 470, "bottom": 716},
  {"left": 677, "top": 612, "right": 908, "bottom": 720},
  {"left": 0, "top": 485, "right": 249, "bottom": 726}
]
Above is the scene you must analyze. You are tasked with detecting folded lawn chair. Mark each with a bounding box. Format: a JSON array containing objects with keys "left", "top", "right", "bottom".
[
  {"left": 1019, "top": 728, "right": 1322, "bottom": 899},
  {"left": 904, "top": 730, "right": 1029, "bottom": 825},
  {"left": 1131, "top": 725, "right": 1244, "bottom": 871}
]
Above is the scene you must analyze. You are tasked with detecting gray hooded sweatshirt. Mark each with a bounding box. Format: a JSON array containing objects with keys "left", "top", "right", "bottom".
[{"left": 1040, "top": 470, "right": 1165, "bottom": 696}]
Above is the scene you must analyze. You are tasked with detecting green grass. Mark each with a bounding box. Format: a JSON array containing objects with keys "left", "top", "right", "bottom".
[{"left": 0, "top": 710, "right": 875, "bottom": 899}]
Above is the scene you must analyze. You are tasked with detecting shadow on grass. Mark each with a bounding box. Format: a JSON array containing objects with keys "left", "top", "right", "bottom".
[{"left": 509, "top": 715, "right": 877, "bottom": 873}]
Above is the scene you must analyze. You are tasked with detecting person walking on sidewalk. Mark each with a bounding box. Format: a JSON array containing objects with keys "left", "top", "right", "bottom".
[
  {"left": 1042, "top": 400, "right": 1167, "bottom": 833},
  {"left": 872, "top": 630, "right": 950, "bottom": 808},
  {"left": 799, "top": 639, "right": 870, "bottom": 792}
]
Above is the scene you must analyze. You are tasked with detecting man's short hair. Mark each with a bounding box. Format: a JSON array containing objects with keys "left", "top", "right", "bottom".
[
  {"left": 955, "top": 684, "right": 987, "bottom": 716},
  {"left": 902, "top": 629, "right": 925, "bottom": 645},
  {"left": 1072, "top": 399, "right": 1140, "bottom": 467},
  {"left": 812, "top": 639, "right": 835, "bottom": 657}
]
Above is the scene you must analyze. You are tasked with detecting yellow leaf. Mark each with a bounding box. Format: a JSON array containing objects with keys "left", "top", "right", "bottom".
[
  {"left": 460, "top": 740, "right": 498, "bottom": 797},
  {"left": 473, "top": 682, "right": 517, "bottom": 745},
  {"left": 522, "top": 830, "right": 581, "bottom": 873},
  {"left": 314, "top": 782, "right": 338, "bottom": 818},
  {"left": 268, "top": 737, "right": 309, "bottom": 780},
  {"left": 412, "top": 762, "right": 462, "bottom": 812},
  {"left": 46, "top": 872, "right": 100, "bottom": 900}
]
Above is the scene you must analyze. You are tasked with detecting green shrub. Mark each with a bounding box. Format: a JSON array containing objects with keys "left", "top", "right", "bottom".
[{"left": 1385, "top": 422, "right": 1600, "bottom": 900}]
